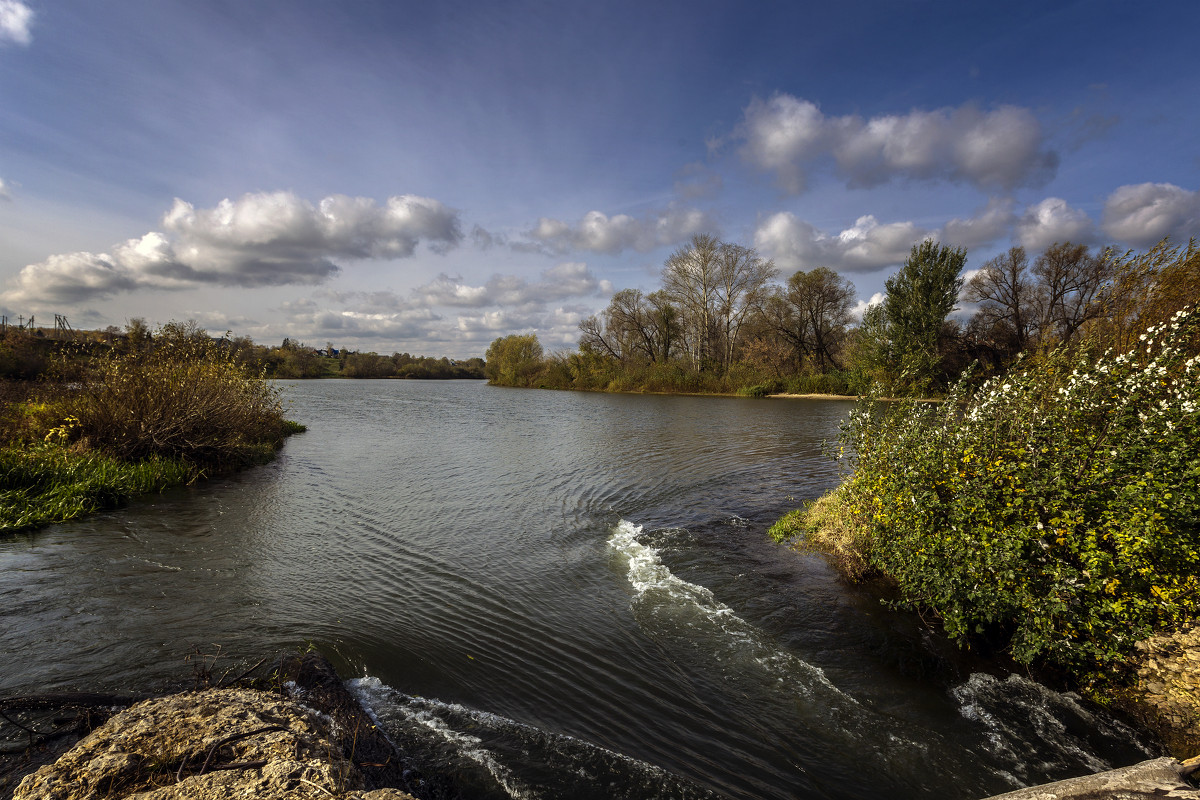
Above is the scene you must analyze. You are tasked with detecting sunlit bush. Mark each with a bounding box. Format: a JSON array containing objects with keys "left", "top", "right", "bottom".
[{"left": 829, "top": 308, "right": 1200, "bottom": 686}]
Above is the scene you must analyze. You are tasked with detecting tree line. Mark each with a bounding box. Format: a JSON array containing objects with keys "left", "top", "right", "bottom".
[
  {"left": 486, "top": 234, "right": 1199, "bottom": 396},
  {"left": 0, "top": 321, "right": 486, "bottom": 382}
]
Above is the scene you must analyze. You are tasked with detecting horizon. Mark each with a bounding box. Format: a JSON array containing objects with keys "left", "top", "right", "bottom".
[{"left": 2, "top": 0, "right": 1198, "bottom": 360}]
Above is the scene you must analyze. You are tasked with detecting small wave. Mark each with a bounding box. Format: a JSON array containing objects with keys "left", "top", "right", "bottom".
[
  {"left": 607, "top": 519, "right": 844, "bottom": 701},
  {"left": 348, "top": 676, "right": 717, "bottom": 800},
  {"left": 951, "top": 673, "right": 1157, "bottom": 784},
  {"left": 137, "top": 558, "right": 182, "bottom": 572}
]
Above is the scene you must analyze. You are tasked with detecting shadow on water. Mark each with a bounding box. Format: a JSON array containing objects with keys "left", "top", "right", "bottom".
[{"left": 0, "top": 381, "right": 1159, "bottom": 800}]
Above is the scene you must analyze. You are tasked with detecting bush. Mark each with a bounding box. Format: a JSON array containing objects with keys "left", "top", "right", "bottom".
[
  {"left": 59, "top": 326, "right": 297, "bottom": 468},
  {"left": 816, "top": 308, "right": 1200, "bottom": 687}
]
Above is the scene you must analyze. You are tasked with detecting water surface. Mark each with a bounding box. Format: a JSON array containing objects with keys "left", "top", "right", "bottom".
[{"left": 0, "top": 380, "right": 1153, "bottom": 799}]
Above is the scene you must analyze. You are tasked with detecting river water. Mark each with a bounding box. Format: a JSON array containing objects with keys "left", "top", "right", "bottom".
[{"left": 0, "top": 380, "right": 1155, "bottom": 798}]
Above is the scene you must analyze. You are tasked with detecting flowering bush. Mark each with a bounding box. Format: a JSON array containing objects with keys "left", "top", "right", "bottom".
[{"left": 834, "top": 308, "right": 1200, "bottom": 686}]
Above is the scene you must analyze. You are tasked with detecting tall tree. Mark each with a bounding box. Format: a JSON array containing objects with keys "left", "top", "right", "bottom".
[
  {"left": 714, "top": 243, "right": 778, "bottom": 371},
  {"left": 578, "top": 288, "right": 681, "bottom": 364},
  {"left": 879, "top": 240, "right": 966, "bottom": 392},
  {"left": 785, "top": 267, "right": 855, "bottom": 371},
  {"left": 1032, "top": 242, "right": 1112, "bottom": 346},
  {"left": 662, "top": 234, "right": 722, "bottom": 370}
]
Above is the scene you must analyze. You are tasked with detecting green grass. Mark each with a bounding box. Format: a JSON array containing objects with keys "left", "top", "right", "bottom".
[
  {"left": 0, "top": 442, "right": 193, "bottom": 531},
  {"left": 1, "top": 321, "right": 309, "bottom": 533}
]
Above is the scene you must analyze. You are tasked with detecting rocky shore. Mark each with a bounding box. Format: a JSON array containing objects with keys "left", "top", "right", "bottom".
[
  {"left": 5, "top": 650, "right": 1200, "bottom": 800},
  {"left": 4, "top": 655, "right": 421, "bottom": 800}
]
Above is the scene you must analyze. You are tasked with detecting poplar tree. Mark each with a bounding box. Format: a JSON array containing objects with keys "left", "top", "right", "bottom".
[{"left": 878, "top": 240, "right": 966, "bottom": 393}]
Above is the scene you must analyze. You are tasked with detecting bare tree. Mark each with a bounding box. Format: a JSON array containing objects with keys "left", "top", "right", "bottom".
[
  {"left": 662, "top": 234, "right": 722, "bottom": 370},
  {"left": 965, "top": 246, "right": 1040, "bottom": 358},
  {"left": 1032, "top": 242, "right": 1112, "bottom": 346},
  {"left": 715, "top": 243, "right": 778, "bottom": 371},
  {"left": 578, "top": 314, "right": 622, "bottom": 360},
  {"left": 579, "top": 288, "right": 682, "bottom": 364}
]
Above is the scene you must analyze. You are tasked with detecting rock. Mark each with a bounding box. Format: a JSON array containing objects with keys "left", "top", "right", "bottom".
[
  {"left": 979, "top": 756, "right": 1200, "bottom": 799},
  {"left": 13, "top": 687, "right": 417, "bottom": 800}
]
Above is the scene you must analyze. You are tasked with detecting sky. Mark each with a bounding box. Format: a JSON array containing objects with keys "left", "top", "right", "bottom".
[{"left": 2, "top": 0, "right": 1199, "bottom": 358}]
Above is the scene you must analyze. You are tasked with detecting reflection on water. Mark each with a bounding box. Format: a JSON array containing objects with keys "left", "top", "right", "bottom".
[{"left": 0, "top": 380, "right": 1154, "bottom": 799}]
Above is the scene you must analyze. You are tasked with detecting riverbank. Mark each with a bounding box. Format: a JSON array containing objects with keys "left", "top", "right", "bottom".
[
  {"left": 7, "top": 653, "right": 1199, "bottom": 800},
  {"left": 0, "top": 322, "right": 306, "bottom": 534}
]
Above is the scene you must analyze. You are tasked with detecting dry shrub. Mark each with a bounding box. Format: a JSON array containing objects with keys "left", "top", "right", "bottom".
[{"left": 65, "top": 327, "right": 291, "bottom": 467}]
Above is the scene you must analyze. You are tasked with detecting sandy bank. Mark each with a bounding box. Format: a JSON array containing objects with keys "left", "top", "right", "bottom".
[{"left": 767, "top": 392, "right": 859, "bottom": 400}]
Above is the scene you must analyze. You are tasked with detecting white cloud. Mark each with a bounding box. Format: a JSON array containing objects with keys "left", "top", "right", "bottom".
[
  {"left": 0, "top": 176, "right": 11, "bottom": 200},
  {"left": 754, "top": 211, "right": 929, "bottom": 273},
  {"left": 2, "top": 251, "right": 139, "bottom": 305},
  {"left": 939, "top": 198, "right": 1017, "bottom": 249},
  {"left": 737, "top": 93, "right": 1056, "bottom": 194},
  {"left": 526, "top": 206, "right": 715, "bottom": 254},
  {"left": 1, "top": 191, "right": 463, "bottom": 306},
  {"left": 849, "top": 291, "right": 884, "bottom": 323},
  {"left": 1101, "top": 182, "right": 1200, "bottom": 248},
  {"left": 412, "top": 262, "right": 612, "bottom": 309},
  {"left": 0, "top": 0, "right": 32, "bottom": 45},
  {"left": 1014, "top": 197, "right": 1095, "bottom": 251}
]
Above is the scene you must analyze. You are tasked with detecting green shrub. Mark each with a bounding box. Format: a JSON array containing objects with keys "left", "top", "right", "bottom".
[
  {"left": 737, "top": 380, "right": 782, "bottom": 398},
  {"left": 822, "top": 308, "right": 1200, "bottom": 687}
]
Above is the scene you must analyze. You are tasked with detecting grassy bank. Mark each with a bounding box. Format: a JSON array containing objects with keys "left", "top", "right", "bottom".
[
  {"left": 1, "top": 323, "right": 304, "bottom": 534},
  {"left": 771, "top": 307, "right": 1200, "bottom": 698}
]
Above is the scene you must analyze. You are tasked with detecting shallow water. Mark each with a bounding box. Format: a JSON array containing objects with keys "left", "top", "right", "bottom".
[{"left": 0, "top": 380, "right": 1155, "bottom": 798}]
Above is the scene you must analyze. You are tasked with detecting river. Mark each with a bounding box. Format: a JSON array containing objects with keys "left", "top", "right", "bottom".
[{"left": 0, "top": 380, "right": 1155, "bottom": 799}]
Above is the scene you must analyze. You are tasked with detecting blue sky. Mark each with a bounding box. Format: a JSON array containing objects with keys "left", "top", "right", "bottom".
[{"left": 2, "top": 0, "right": 1198, "bottom": 357}]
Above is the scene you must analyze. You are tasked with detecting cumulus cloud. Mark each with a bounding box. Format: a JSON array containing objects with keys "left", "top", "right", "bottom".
[
  {"left": 736, "top": 93, "right": 1056, "bottom": 194},
  {"left": 754, "top": 211, "right": 930, "bottom": 273},
  {"left": 1, "top": 191, "right": 463, "bottom": 306},
  {"left": 1102, "top": 182, "right": 1200, "bottom": 248},
  {"left": 525, "top": 206, "right": 715, "bottom": 254},
  {"left": 939, "top": 198, "right": 1017, "bottom": 249},
  {"left": 412, "top": 262, "right": 612, "bottom": 309},
  {"left": 1014, "top": 197, "right": 1095, "bottom": 251},
  {"left": 849, "top": 291, "right": 884, "bottom": 323},
  {"left": 453, "top": 305, "right": 587, "bottom": 349},
  {"left": 0, "top": 0, "right": 33, "bottom": 45}
]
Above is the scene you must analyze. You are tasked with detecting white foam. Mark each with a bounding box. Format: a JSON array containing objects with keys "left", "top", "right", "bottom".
[
  {"left": 347, "top": 676, "right": 694, "bottom": 798},
  {"left": 607, "top": 519, "right": 845, "bottom": 700},
  {"left": 406, "top": 706, "right": 540, "bottom": 800},
  {"left": 951, "top": 673, "right": 1152, "bottom": 782}
]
